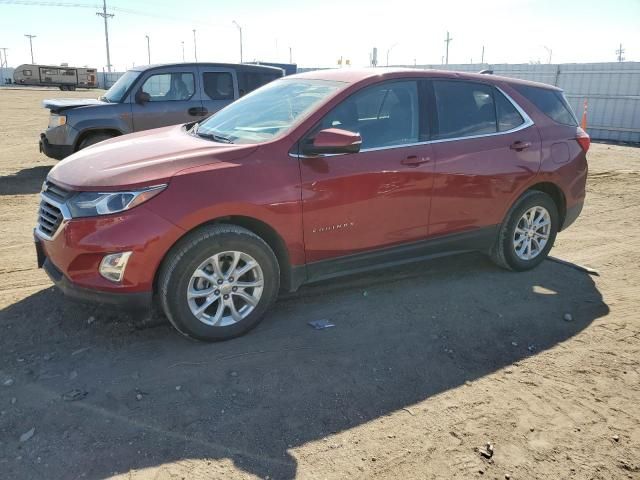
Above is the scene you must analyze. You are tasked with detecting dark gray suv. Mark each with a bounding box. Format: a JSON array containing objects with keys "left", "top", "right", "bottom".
[{"left": 39, "top": 62, "right": 285, "bottom": 160}]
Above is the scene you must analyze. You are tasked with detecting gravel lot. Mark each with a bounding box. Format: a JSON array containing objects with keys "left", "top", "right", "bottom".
[{"left": 0, "top": 88, "right": 639, "bottom": 480}]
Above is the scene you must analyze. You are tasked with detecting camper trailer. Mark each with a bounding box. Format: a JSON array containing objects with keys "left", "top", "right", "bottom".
[{"left": 13, "top": 64, "right": 98, "bottom": 90}]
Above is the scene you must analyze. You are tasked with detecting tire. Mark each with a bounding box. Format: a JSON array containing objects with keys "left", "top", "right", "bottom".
[
  {"left": 491, "top": 190, "right": 559, "bottom": 271},
  {"left": 59, "top": 86, "right": 67, "bottom": 91},
  {"left": 78, "top": 132, "right": 116, "bottom": 150},
  {"left": 158, "top": 224, "right": 280, "bottom": 342}
]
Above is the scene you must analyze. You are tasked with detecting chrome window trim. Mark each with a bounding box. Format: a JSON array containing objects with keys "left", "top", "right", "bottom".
[
  {"left": 35, "top": 191, "right": 71, "bottom": 241},
  {"left": 290, "top": 85, "right": 534, "bottom": 158}
]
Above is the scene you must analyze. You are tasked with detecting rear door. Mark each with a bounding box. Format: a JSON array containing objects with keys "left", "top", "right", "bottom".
[
  {"left": 198, "top": 67, "right": 238, "bottom": 119},
  {"left": 428, "top": 79, "right": 541, "bottom": 237},
  {"left": 130, "top": 66, "right": 203, "bottom": 131}
]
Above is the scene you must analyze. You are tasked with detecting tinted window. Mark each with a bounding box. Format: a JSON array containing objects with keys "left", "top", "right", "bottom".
[
  {"left": 317, "top": 81, "right": 420, "bottom": 149},
  {"left": 434, "top": 80, "right": 497, "bottom": 139},
  {"left": 23, "top": 69, "right": 32, "bottom": 76},
  {"left": 203, "top": 72, "right": 234, "bottom": 100},
  {"left": 514, "top": 85, "right": 577, "bottom": 126},
  {"left": 495, "top": 90, "right": 524, "bottom": 132},
  {"left": 237, "top": 71, "right": 282, "bottom": 96},
  {"left": 141, "top": 72, "right": 195, "bottom": 101}
]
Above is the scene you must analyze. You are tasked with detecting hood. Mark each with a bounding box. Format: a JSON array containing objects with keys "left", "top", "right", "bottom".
[
  {"left": 48, "top": 125, "right": 258, "bottom": 190},
  {"left": 43, "top": 98, "right": 107, "bottom": 113}
]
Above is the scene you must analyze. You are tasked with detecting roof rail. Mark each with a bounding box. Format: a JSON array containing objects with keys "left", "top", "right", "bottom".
[{"left": 478, "top": 69, "right": 494, "bottom": 75}]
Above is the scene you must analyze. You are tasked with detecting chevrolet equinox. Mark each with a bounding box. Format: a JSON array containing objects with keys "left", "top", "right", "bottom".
[{"left": 34, "top": 68, "right": 589, "bottom": 341}]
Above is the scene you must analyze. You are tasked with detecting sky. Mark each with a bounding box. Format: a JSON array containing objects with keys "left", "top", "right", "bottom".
[{"left": 0, "top": 0, "right": 639, "bottom": 72}]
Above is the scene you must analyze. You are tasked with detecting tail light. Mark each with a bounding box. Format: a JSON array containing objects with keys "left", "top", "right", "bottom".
[{"left": 576, "top": 127, "right": 590, "bottom": 153}]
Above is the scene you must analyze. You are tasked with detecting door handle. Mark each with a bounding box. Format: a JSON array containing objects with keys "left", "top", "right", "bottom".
[
  {"left": 188, "top": 107, "right": 208, "bottom": 116},
  {"left": 401, "top": 155, "right": 431, "bottom": 167},
  {"left": 510, "top": 141, "right": 531, "bottom": 151}
]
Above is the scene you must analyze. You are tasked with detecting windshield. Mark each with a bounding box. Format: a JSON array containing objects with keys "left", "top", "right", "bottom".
[
  {"left": 102, "top": 70, "right": 141, "bottom": 103},
  {"left": 196, "top": 78, "right": 345, "bottom": 144}
]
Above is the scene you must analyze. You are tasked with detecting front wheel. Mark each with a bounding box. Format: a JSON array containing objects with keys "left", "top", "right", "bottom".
[
  {"left": 158, "top": 224, "right": 280, "bottom": 341},
  {"left": 491, "top": 190, "right": 559, "bottom": 271}
]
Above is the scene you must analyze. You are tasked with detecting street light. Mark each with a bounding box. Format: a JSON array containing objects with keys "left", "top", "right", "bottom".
[
  {"left": 181, "top": 41, "right": 185, "bottom": 62},
  {"left": 24, "top": 34, "right": 36, "bottom": 64},
  {"left": 386, "top": 43, "right": 398, "bottom": 67},
  {"left": 145, "top": 34, "right": 150, "bottom": 64},
  {"left": 543, "top": 45, "right": 552, "bottom": 64},
  {"left": 193, "top": 29, "right": 197, "bottom": 62},
  {"left": 232, "top": 20, "right": 243, "bottom": 63}
]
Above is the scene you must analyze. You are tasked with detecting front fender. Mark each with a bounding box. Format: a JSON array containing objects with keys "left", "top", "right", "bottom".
[
  {"left": 144, "top": 158, "right": 305, "bottom": 265},
  {"left": 67, "top": 103, "right": 133, "bottom": 148}
]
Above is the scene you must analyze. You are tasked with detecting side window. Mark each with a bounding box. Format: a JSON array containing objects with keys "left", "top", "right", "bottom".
[
  {"left": 315, "top": 80, "right": 420, "bottom": 149},
  {"left": 514, "top": 85, "right": 577, "bottom": 126},
  {"left": 142, "top": 72, "right": 195, "bottom": 101},
  {"left": 495, "top": 89, "right": 524, "bottom": 132},
  {"left": 23, "top": 69, "right": 32, "bottom": 76},
  {"left": 433, "top": 80, "right": 497, "bottom": 139},
  {"left": 203, "top": 72, "right": 234, "bottom": 100}
]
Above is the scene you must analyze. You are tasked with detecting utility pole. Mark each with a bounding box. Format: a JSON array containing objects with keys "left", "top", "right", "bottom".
[
  {"left": 0, "top": 48, "right": 6, "bottom": 86},
  {"left": 232, "top": 20, "right": 243, "bottom": 63},
  {"left": 96, "top": 0, "right": 113, "bottom": 72},
  {"left": 444, "top": 31, "right": 452, "bottom": 65},
  {"left": 289, "top": 47, "right": 292, "bottom": 64},
  {"left": 24, "top": 34, "right": 36, "bottom": 64},
  {"left": 145, "top": 35, "right": 150, "bottom": 64},
  {"left": 616, "top": 43, "right": 625, "bottom": 62},
  {"left": 481, "top": 45, "right": 485, "bottom": 64},
  {"left": 386, "top": 43, "right": 397, "bottom": 67},
  {"left": 193, "top": 29, "right": 197, "bottom": 62},
  {"left": 181, "top": 41, "right": 185, "bottom": 62}
]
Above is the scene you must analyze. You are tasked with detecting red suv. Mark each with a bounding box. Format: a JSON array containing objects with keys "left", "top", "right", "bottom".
[{"left": 35, "top": 68, "right": 589, "bottom": 341}]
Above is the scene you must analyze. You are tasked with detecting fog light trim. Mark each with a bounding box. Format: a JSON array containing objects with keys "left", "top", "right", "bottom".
[{"left": 99, "top": 252, "right": 132, "bottom": 283}]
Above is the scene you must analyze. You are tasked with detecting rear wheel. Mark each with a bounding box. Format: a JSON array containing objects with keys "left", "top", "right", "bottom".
[
  {"left": 491, "top": 190, "right": 559, "bottom": 271},
  {"left": 78, "top": 132, "right": 116, "bottom": 150},
  {"left": 158, "top": 224, "right": 280, "bottom": 341}
]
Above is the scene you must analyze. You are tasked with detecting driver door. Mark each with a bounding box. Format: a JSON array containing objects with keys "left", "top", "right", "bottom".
[
  {"left": 130, "top": 66, "right": 204, "bottom": 131},
  {"left": 297, "top": 80, "right": 435, "bottom": 264}
]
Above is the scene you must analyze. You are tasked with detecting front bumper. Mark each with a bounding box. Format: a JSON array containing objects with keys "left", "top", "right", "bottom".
[
  {"left": 41, "top": 254, "right": 152, "bottom": 310},
  {"left": 39, "top": 133, "right": 73, "bottom": 160},
  {"left": 34, "top": 202, "right": 185, "bottom": 310}
]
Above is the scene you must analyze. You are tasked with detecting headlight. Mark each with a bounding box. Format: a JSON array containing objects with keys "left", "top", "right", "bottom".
[
  {"left": 67, "top": 185, "right": 166, "bottom": 218},
  {"left": 48, "top": 114, "right": 66, "bottom": 128}
]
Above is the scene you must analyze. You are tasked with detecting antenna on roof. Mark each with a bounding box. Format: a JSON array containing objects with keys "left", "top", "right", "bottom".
[{"left": 478, "top": 69, "right": 493, "bottom": 75}]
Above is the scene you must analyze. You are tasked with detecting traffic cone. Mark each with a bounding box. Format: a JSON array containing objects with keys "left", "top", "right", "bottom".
[{"left": 581, "top": 98, "right": 588, "bottom": 130}]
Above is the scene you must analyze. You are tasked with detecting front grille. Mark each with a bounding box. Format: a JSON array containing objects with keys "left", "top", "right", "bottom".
[
  {"left": 37, "top": 198, "right": 64, "bottom": 238},
  {"left": 36, "top": 181, "right": 71, "bottom": 239},
  {"left": 42, "top": 180, "right": 71, "bottom": 202}
]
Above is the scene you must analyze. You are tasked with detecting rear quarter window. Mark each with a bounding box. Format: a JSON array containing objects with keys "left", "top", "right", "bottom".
[{"left": 514, "top": 85, "right": 577, "bottom": 126}]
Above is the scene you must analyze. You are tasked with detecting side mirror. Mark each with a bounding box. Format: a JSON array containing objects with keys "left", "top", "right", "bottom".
[
  {"left": 303, "top": 128, "right": 362, "bottom": 156},
  {"left": 135, "top": 89, "right": 150, "bottom": 105}
]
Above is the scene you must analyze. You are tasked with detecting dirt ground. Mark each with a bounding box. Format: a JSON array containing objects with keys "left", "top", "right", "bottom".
[{"left": 0, "top": 88, "right": 639, "bottom": 480}]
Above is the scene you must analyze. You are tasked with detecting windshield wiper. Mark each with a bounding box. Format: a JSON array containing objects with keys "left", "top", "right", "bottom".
[{"left": 196, "top": 131, "right": 234, "bottom": 144}]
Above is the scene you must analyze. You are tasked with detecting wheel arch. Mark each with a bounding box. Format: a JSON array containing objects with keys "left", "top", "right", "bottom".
[
  {"left": 74, "top": 128, "right": 123, "bottom": 151},
  {"left": 153, "top": 215, "right": 301, "bottom": 297},
  {"left": 526, "top": 182, "right": 567, "bottom": 230}
]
